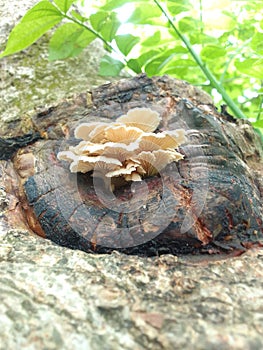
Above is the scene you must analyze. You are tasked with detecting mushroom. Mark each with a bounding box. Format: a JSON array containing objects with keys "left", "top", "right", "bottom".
[
  {"left": 105, "top": 163, "right": 140, "bottom": 178},
  {"left": 139, "top": 129, "right": 187, "bottom": 151},
  {"left": 57, "top": 150, "right": 77, "bottom": 162},
  {"left": 136, "top": 149, "right": 183, "bottom": 176},
  {"left": 124, "top": 172, "right": 142, "bottom": 182},
  {"left": 105, "top": 159, "right": 145, "bottom": 178},
  {"left": 116, "top": 107, "right": 161, "bottom": 132},
  {"left": 57, "top": 107, "right": 186, "bottom": 187},
  {"left": 70, "top": 155, "right": 122, "bottom": 173},
  {"left": 102, "top": 142, "right": 140, "bottom": 162},
  {"left": 104, "top": 125, "right": 144, "bottom": 144},
  {"left": 72, "top": 141, "right": 107, "bottom": 156},
  {"left": 74, "top": 122, "right": 109, "bottom": 141}
]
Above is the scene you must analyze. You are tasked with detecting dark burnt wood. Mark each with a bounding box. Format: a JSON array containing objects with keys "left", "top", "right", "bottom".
[{"left": 4, "top": 74, "right": 263, "bottom": 256}]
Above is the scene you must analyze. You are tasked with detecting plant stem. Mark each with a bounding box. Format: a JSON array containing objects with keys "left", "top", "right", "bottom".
[
  {"left": 63, "top": 13, "right": 128, "bottom": 64},
  {"left": 256, "top": 94, "right": 263, "bottom": 121},
  {"left": 153, "top": 0, "right": 247, "bottom": 119},
  {"left": 199, "top": 0, "right": 204, "bottom": 47}
]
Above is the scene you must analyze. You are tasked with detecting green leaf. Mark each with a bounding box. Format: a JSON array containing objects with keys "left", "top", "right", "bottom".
[
  {"left": 167, "top": 0, "right": 191, "bottom": 15},
  {"left": 99, "top": 55, "right": 125, "bottom": 76},
  {"left": 115, "top": 34, "right": 140, "bottom": 56},
  {"left": 235, "top": 59, "right": 263, "bottom": 79},
  {"left": 252, "top": 120, "right": 263, "bottom": 128},
  {"left": 162, "top": 67, "right": 188, "bottom": 77},
  {"left": 144, "top": 49, "right": 196, "bottom": 76},
  {"left": 137, "top": 50, "right": 161, "bottom": 67},
  {"left": 221, "top": 10, "right": 236, "bottom": 20},
  {"left": 144, "top": 59, "right": 164, "bottom": 76},
  {"left": 160, "top": 56, "right": 198, "bottom": 77},
  {"left": 244, "top": 0, "right": 263, "bottom": 11},
  {"left": 90, "top": 11, "right": 108, "bottom": 31},
  {"left": 171, "top": 46, "right": 188, "bottom": 54},
  {"left": 251, "top": 32, "right": 263, "bottom": 55},
  {"left": 101, "top": 0, "right": 144, "bottom": 11},
  {"left": 54, "top": 0, "right": 76, "bottom": 13},
  {"left": 71, "top": 10, "right": 87, "bottom": 22},
  {"left": 237, "top": 22, "right": 254, "bottom": 41},
  {"left": 101, "top": 0, "right": 128, "bottom": 10},
  {"left": 127, "top": 59, "right": 142, "bottom": 73},
  {"left": 161, "top": 58, "right": 197, "bottom": 72},
  {"left": 142, "top": 31, "right": 161, "bottom": 46},
  {"left": 144, "top": 54, "right": 174, "bottom": 76},
  {"left": 128, "top": 4, "right": 161, "bottom": 24},
  {"left": 90, "top": 11, "right": 120, "bottom": 42},
  {"left": 140, "top": 49, "right": 175, "bottom": 71},
  {"left": 48, "top": 22, "right": 96, "bottom": 60},
  {"left": 0, "top": 1, "right": 63, "bottom": 58},
  {"left": 141, "top": 32, "right": 184, "bottom": 53},
  {"left": 189, "top": 33, "right": 218, "bottom": 45},
  {"left": 178, "top": 17, "right": 199, "bottom": 33},
  {"left": 201, "top": 45, "right": 226, "bottom": 60}
]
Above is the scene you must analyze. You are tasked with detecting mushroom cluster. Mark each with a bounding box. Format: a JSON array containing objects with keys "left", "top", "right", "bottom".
[{"left": 57, "top": 108, "right": 186, "bottom": 185}]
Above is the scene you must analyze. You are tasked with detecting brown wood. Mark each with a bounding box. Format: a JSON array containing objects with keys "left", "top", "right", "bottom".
[{"left": 1, "top": 74, "right": 262, "bottom": 256}]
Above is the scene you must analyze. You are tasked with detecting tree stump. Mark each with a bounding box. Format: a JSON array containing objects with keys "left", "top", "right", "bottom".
[{"left": 0, "top": 74, "right": 262, "bottom": 256}]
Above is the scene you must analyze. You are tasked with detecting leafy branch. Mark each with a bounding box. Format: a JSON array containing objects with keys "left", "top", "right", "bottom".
[
  {"left": 153, "top": 0, "right": 247, "bottom": 119},
  {"left": 63, "top": 14, "right": 117, "bottom": 55},
  {"left": 0, "top": 0, "right": 262, "bottom": 131}
]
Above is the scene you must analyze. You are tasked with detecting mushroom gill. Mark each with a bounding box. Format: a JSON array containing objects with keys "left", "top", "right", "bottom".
[
  {"left": 139, "top": 129, "right": 186, "bottom": 151},
  {"left": 70, "top": 155, "right": 122, "bottom": 174},
  {"left": 136, "top": 149, "right": 184, "bottom": 176},
  {"left": 57, "top": 108, "right": 186, "bottom": 186},
  {"left": 105, "top": 125, "right": 144, "bottom": 144},
  {"left": 116, "top": 107, "right": 161, "bottom": 132}
]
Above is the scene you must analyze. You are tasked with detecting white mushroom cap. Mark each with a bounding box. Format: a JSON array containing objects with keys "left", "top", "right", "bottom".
[
  {"left": 57, "top": 150, "right": 77, "bottom": 162},
  {"left": 70, "top": 160, "right": 94, "bottom": 173},
  {"left": 124, "top": 172, "right": 142, "bottom": 182},
  {"left": 105, "top": 164, "right": 138, "bottom": 178},
  {"left": 166, "top": 129, "right": 187, "bottom": 145},
  {"left": 72, "top": 141, "right": 107, "bottom": 155},
  {"left": 104, "top": 125, "right": 144, "bottom": 144},
  {"left": 105, "top": 159, "right": 145, "bottom": 182},
  {"left": 72, "top": 141, "right": 140, "bottom": 158},
  {"left": 139, "top": 129, "right": 186, "bottom": 151},
  {"left": 89, "top": 123, "right": 116, "bottom": 143},
  {"left": 116, "top": 108, "right": 161, "bottom": 132},
  {"left": 102, "top": 142, "right": 140, "bottom": 161},
  {"left": 74, "top": 122, "right": 108, "bottom": 141},
  {"left": 137, "top": 149, "right": 183, "bottom": 176},
  {"left": 70, "top": 155, "right": 122, "bottom": 173}
]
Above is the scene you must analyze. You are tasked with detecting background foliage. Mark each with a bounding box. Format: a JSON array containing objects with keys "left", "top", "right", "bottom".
[{"left": 1, "top": 0, "right": 262, "bottom": 135}]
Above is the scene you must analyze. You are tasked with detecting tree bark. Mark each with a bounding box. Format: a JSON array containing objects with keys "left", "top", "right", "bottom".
[{"left": 1, "top": 74, "right": 262, "bottom": 256}]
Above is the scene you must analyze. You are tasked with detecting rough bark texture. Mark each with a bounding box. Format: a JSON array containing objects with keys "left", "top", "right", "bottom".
[
  {"left": 0, "top": 74, "right": 262, "bottom": 256},
  {"left": 1, "top": 74, "right": 263, "bottom": 350},
  {"left": 0, "top": 229, "right": 263, "bottom": 350}
]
